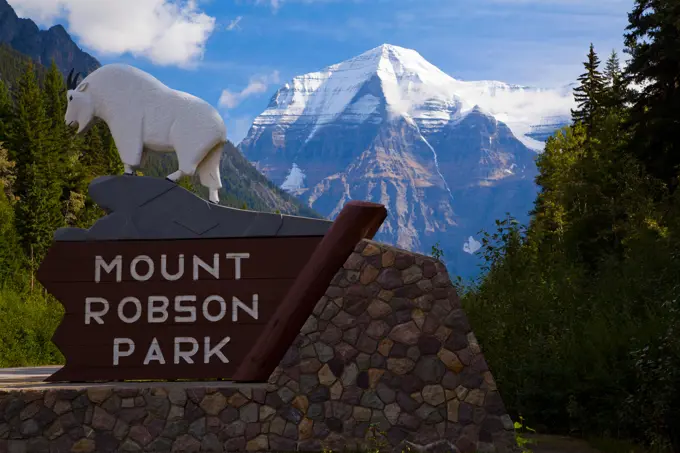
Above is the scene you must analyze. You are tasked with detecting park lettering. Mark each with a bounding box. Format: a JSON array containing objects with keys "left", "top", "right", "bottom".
[{"left": 89, "top": 253, "right": 258, "bottom": 367}]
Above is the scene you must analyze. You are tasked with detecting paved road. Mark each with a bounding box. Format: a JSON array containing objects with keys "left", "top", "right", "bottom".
[{"left": 524, "top": 435, "right": 601, "bottom": 453}]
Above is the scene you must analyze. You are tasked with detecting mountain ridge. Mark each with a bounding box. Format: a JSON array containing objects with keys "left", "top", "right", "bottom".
[
  {"left": 246, "top": 44, "right": 573, "bottom": 153},
  {"left": 0, "top": 0, "right": 100, "bottom": 76},
  {"left": 240, "top": 43, "right": 569, "bottom": 277}
]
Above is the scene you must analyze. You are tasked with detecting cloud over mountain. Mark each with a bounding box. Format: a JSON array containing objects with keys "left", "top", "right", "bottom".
[
  {"left": 7, "top": 0, "right": 216, "bottom": 66},
  {"left": 219, "top": 71, "right": 281, "bottom": 109},
  {"left": 239, "top": 44, "right": 574, "bottom": 277}
]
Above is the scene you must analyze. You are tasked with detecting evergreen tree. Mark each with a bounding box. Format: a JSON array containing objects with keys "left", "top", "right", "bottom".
[
  {"left": 8, "top": 63, "right": 63, "bottom": 263},
  {"left": 0, "top": 79, "right": 12, "bottom": 143},
  {"left": 43, "top": 62, "right": 67, "bottom": 124},
  {"left": 99, "top": 125, "right": 123, "bottom": 175},
  {"left": 571, "top": 44, "right": 606, "bottom": 135},
  {"left": 80, "top": 123, "right": 104, "bottom": 175},
  {"left": 0, "top": 144, "right": 16, "bottom": 202},
  {"left": 624, "top": 0, "right": 680, "bottom": 190},
  {"left": 603, "top": 50, "right": 626, "bottom": 110},
  {"left": 0, "top": 176, "right": 24, "bottom": 285},
  {"left": 604, "top": 50, "right": 621, "bottom": 87},
  {"left": 43, "top": 61, "right": 76, "bottom": 216}
]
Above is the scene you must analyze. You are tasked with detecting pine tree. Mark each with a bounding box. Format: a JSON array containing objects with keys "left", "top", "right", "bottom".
[
  {"left": 99, "top": 125, "right": 123, "bottom": 175},
  {"left": 0, "top": 79, "right": 12, "bottom": 143},
  {"left": 80, "top": 123, "right": 104, "bottom": 175},
  {"left": 0, "top": 175, "right": 24, "bottom": 284},
  {"left": 0, "top": 144, "right": 16, "bottom": 201},
  {"left": 9, "top": 63, "right": 47, "bottom": 184},
  {"left": 603, "top": 50, "right": 626, "bottom": 110},
  {"left": 604, "top": 50, "right": 621, "bottom": 86},
  {"left": 43, "top": 61, "right": 75, "bottom": 216},
  {"left": 8, "top": 63, "right": 63, "bottom": 263},
  {"left": 43, "top": 62, "right": 67, "bottom": 124},
  {"left": 624, "top": 0, "right": 680, "bottom": 190},
  {"left": 571, "top": 44, "right": 606, "bottom": 136}
]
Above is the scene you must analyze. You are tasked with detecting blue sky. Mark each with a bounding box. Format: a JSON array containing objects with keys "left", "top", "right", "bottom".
[{"left": 9, "top": 0, "right": 634, "bottom": 143}]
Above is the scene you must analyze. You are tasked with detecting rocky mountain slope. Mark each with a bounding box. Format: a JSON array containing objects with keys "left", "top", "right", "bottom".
[
  {"left": 240, "top": 44, "right": 574, "bottom": 277},
  {"left": 141, "top": 143, "right": 321, "bottom": 218},
  {"left": 0, "top": 0, "right": 100, "bottom": 77},
  {"left": 0, "top": 1, "right": 318, "bottom": 219}
]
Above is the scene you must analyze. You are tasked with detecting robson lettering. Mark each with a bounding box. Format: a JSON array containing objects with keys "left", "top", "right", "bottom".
[{"left": 84, "top": 295, "right": 258, "bottom": 325}]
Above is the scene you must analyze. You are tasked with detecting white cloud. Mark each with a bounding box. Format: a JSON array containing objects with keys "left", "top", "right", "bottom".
[
  {"left": 463, "top": 236, "right": 482, "bottom": 255},
  {"left": 7, "top": 0, "right": 216, "bottom": 67},
  {"left": 219, "top": 71, "right": 281, "bottom": 109},
  {"left": 225, "top": 16, "right": 242, "bottom": 31}
]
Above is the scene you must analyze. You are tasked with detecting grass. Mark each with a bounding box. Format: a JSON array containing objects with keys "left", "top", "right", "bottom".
[{"left": 0, "top": 286, "right": 64, "bottom": 367}]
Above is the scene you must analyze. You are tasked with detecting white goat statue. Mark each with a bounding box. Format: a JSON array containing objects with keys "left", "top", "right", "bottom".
[{"left": 64, "top": 64, "right": 226, "bottom": 204}]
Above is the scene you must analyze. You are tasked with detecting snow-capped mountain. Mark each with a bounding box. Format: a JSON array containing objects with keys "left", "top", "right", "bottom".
[{"left": 239, "top": 44, "right": 575, "bottom": 278}]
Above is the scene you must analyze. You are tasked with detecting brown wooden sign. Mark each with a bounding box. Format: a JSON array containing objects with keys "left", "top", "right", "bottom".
[{"left": 38, "top": 201, "right": 387, "bottom": 382}]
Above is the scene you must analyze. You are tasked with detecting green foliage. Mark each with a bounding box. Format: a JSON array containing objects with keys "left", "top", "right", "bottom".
[
  {"left": 0, "top": 180, "right": 24, "bottom": 283},
  {"left": 0, "top": 79, "right": 12, "bottom": 142},
  {"left": 514, "top": 416, "right": 536, "bottom": 453},
  {"left": 464, "top": 6, "right": 680, "bottom": 450},
  {"left": 365, "top": 423, "right": 390, "bottom": 453},
  {"left": 0, "top": 52, "right": 122, "bottom": 365},
  {"left": 0, "top": 287, "right": 64, "bottom": 367},
  {"left": 603, "top": 50, "right": 626, "bottom": 112},
  {"left": 430, "top": 241, "right": 444, "bottom": 261},
  {"left": 624, "top": 289, "right": 680, "bottom": 452},
  {"left": 624, "top": 0, "right": 680, "bottom": 190},
  {"left": 8, "top": 63, "right": 64, "bottom": 264},
  {"left": 571, "top": 43, "right": 606, "bottom": 134},
  {"left": 0, "top": 44, "right": 48, "bottom": 89}
]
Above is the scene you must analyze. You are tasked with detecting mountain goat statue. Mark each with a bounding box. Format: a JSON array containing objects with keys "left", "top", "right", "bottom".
[{"left": 64, "top": 64, "right": 226, "bottom": 204}]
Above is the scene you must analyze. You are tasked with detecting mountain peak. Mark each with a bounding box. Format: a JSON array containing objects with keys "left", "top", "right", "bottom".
[
  {"left": 0, "top": 0, "right": 100, "bottom": 77},
  {"left": 323, "top": 43, "right": 452, "bottom": 87},
  {"left": 361, "top": 43, "right": 421, "bottom": 60},
  {"left": 48, "top": 24, "right": 69, "bottom": 38},
  {"left": 241, "top": 44, "right": 574, "bottom": 277},
  {"left": 255, "top": 44, "right": 574, "bottom": 152}
]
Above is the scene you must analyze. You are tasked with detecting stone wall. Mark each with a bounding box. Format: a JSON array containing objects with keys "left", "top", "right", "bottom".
[{"left": 0, "top": 240, "right": 518, "bottom": 453}]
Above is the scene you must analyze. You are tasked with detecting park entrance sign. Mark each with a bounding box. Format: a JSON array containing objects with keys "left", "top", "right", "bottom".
[
  {"left": 37, "top": 176, "right": 386, "bottom": 383},
  {"left": 39, "top": 237, "right": 316, "bottom": 381}
]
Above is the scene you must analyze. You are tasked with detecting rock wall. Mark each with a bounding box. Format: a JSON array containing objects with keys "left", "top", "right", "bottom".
[{"left": 0, "top": 240, "right": 518, "bottom": 453}]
